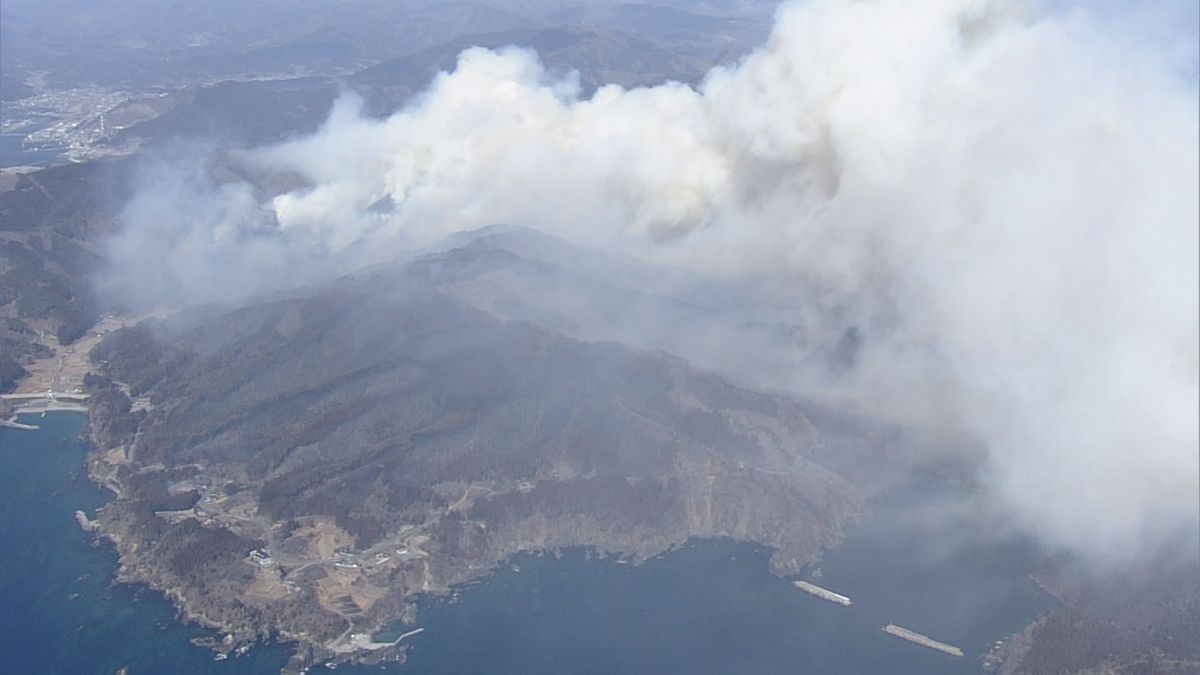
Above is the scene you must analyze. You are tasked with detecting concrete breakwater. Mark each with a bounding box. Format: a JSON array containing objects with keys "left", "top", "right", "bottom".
[
  {"left": 791, "top": 580, "right": 852, "bottom": 606},
  {"left": 882, "top": 624, "right": 964, "bottom": 657},
  {"left": 2, "top": 392, "right": 91, "bottom": 426},
  {"left": 1, "top": 417, "right": 40, "bottom": 430}
]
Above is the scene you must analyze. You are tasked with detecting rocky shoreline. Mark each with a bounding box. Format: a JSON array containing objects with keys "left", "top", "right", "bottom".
[{"left": 78, "top": 370, "right": 875, "bottom": 670}]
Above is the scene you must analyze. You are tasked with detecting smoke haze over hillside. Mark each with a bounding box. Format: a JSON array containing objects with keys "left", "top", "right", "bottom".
[{"left": 103, "top": 0, "right": 1199, "bottom": 568}]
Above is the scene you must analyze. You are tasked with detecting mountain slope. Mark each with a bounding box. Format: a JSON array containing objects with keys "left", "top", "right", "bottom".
[{"left": 85, "top": 229, "right": 899, "bottom": 662}]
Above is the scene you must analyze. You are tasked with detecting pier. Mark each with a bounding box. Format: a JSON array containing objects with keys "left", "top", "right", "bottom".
[
  {"left": 791, "top": 580, "right": 852, "bottom": 606},
  {"left": 1, "top": 417, "right": 40, "bottom": 430},
  {"left": 2, "top": 392, "right": 91, "bottom": 419},
  {"left": 882, "top": 623, "right": 964, "bottom": 657},
  {"left": 333, "top": 626, "right": 425, "bottom": 653}
]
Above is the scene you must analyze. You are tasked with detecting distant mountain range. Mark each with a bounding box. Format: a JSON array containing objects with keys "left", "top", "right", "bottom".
[{"left": 0, "top": 0, "right": 770, "bottom": 389}]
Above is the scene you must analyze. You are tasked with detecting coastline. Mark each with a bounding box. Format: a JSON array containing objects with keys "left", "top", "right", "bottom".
[
  {"left": 14, "top": 313, "right": 1050, "bottom": 674},
  {"left": 2, "top": 403, "right": 1057, "bottom": 674},
  {"left": 78, "top": 351, "right": 857, "bottom": 670}
]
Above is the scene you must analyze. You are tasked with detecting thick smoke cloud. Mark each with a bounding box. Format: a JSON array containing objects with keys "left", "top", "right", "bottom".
[{"left": 103, "top": 0, "right": 1199, "bottom": 567}]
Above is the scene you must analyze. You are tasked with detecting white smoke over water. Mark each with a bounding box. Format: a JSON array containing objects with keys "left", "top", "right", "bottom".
[{"left": 104, "top": 0, "right": 1199, "bottom": 567}]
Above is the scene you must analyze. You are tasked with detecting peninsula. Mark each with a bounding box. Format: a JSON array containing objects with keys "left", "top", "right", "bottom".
[{"left": 79, "top": 229, "right": 926, "bottom": 667}]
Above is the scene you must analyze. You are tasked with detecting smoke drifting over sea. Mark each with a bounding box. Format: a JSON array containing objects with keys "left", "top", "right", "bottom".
[{"left": 104, "top": 0, "right": 1199, "bottom": 568}]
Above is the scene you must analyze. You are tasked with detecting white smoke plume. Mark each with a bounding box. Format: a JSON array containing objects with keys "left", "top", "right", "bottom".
[{"left": 104, "top": 0, "right": 1199, "bottom": 567}]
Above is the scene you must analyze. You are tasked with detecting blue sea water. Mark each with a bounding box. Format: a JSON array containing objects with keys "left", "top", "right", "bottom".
[
  {"left": 2, "top": 413, "right": 1052, "bottom": 674},
  {"left": 348, "top": 484, "right": 1053, "bottom": 675},
  {"left": 0, "top": 413, "right": 290, "bottom": 674}
]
